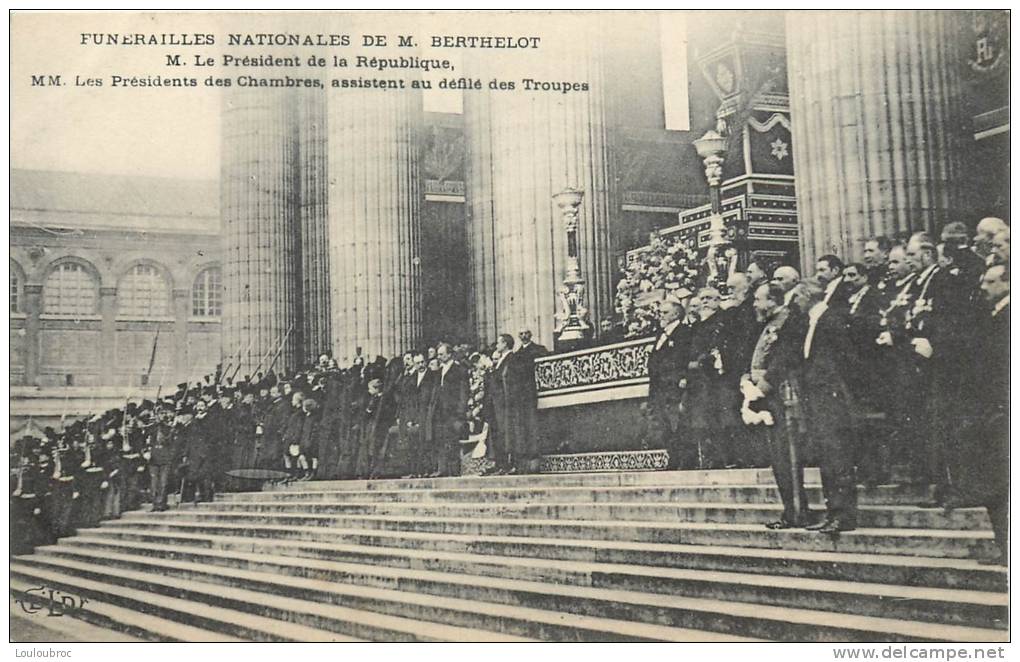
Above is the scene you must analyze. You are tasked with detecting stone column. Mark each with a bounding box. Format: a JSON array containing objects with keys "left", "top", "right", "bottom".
[
  {"left": 786, "top": 10, "right": 965, "bottom": 267},
  {"left": 220, "top": 87, "right": 302, "bottom": 375},
  {"left": 298, "top": 86, "right": 331, "bottom": 363},
  {"left": 325, "top": 76, "right": 423, "bottom": 361},
  {"left": 23, "top": 284, "right": 42, "bottom": 386},
  {"left": 464, "top": 15, "right": 613, "bottom": 347},
  {"left": 99, "top": 286, "right": 117, "bottom": 385}
]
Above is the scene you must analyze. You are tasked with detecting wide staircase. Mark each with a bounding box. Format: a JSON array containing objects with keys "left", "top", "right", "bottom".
[{"left": 10, "top": 468, "right": 1009, "bottom": 642}]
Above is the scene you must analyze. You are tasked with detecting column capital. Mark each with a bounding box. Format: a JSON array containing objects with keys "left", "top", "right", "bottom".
[{"left": 99, "top": 286, "right": 117, "bottom": 297}]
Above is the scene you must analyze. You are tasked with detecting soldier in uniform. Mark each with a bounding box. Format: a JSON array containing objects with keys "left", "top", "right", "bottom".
[
  {"left": 874, "top": 243, "right": 920, "bottom": 478},
  {"left": 887, "top": 233, "right": 941, "bottom": 484},
  {"left": 120, "top": 406, "right": 149, "bottom": 512},
  {"left": 842, "top": 262, "right": 893, "bottom": 485},
  {"left": 76, "top": 422, "right": 109, "bottom": 528},
  {"left": 11, "top": 440, "right": 54, "bottom": 554},
  {"left": 47, "top": 434, "right": 79, "bottom": 539},
  {"left": 746, "top": 283, "right": 810, "bottom": 529},
  {"left": 862, "top": 235, "right": 892, "bottom": 287},
  {"left": 145, "top": 406, "right": 180, "bottom": 511}
]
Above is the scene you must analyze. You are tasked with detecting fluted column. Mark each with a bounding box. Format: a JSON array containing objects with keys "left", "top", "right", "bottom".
[
  {"left": 465, "top": 16, "right": 613, "bottom": 347},
  {"left": 326, "top": 77, "right": 423, "bottom": 362},
  {"left": 298, "top": 86, "right": 331, "bottom": 363},
  {"left": 787, "top": 10, "right": 965, "bottom": 267},
  {"left": 221, "top": 86, "right": 301, "bottom": 375}
]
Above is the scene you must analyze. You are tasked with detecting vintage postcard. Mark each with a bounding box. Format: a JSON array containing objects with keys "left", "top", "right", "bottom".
[{"left": 8, "top": 9, "right": 1011, "bottom": 650}]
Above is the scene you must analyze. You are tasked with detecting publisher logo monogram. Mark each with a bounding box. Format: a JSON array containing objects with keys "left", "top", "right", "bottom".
[{"left": 15, "top": 586, "right": 88, "bottom": 617}]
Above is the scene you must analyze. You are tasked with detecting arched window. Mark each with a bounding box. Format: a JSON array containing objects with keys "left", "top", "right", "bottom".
[
  {"left": 118, "top": 264, "right": 170, "bottom": 317},
  {"left": 192, "top": 267, "right": 222, "bottom": 317},
  {"left": 43, "top": 262, "right": 98, "bottom": 315},
  {"left": 10, "top": 262, "right": 22, "bottom": 313}
]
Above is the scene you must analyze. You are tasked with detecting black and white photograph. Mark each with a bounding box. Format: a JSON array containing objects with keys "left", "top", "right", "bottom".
[{"left": 7, "top": 8, "right": 1012, "bottom": 650}]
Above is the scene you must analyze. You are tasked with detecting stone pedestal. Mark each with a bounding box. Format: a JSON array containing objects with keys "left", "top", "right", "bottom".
[
  {"left": 786, "top": 11, "right": 965, "bottom": 266},
  {"left": 464, "top": 16, "right": 613, "bottom": 347},
  {"left": 220, "top": 87, "right": 301, "bottom": 375},
  {"left": 325, "top": 81, "right": 423, "bottom": 362}
]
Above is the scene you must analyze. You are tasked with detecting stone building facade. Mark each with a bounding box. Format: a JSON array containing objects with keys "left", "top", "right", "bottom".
[{"left": 10, "top": 170, "right": 220, "bottom": 432}]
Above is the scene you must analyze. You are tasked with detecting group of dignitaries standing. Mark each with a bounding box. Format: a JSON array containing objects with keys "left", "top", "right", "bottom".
[
  {"left": 647, "top": 218, "right": 1010, "bottom": 563},
  {"left": 11, "top": 334, "right": 549, "bottom": 555}
]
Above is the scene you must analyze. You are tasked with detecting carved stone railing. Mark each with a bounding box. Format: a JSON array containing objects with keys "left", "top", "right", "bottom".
[{"left": 534, "top": 337, "right": 654, "bottom": 410}]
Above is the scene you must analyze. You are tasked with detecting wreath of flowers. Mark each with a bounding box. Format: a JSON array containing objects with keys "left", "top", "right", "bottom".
[{"left": 615, "top": 232, "right": 701, "bottom": 338}]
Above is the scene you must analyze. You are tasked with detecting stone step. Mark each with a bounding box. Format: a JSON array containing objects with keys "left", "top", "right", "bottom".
[
  {"left": 114, "top": 509, "right": 997, "bottom": 559},
  {"left": 10, "top": 567, "right": 347, "bottom": 642},
  {"left": 80, "top": 525, "right": 1009, "bottom": 593},
  {"left": 11, "top": 558, "right": 530, "bottom": 642},
  {"left": 216, "top": 483, "right": 934, "bottom": 506},
  {"left": 56, "top": 535, "right": 1008, "bottom": 630},
  {"left": 191, "top": 499, "right": 989, "bottom": 530},
  {"left": 21, "top": 544, "right": 1008, "bottom": 642},
  {"left": 13, "top": 553, "right": 752, "bottom": 642},
  {"left": 9, "top": 596, "right": 143, "bottom": 643},
  {"left": 265, "top": 467, "right": 823, "bottom": 492}
]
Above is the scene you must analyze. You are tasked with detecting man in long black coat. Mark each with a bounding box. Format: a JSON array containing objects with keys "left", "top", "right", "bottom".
[
  {"left": 260, "top": 385, "right": 291, "bottom": 470},
  {"left": 184, "top": 400, "right": 217, "bottom": 503},
  {"left": 717, "top": 274, "right": 764, "bottom": 467},
  {"left": 486, "top": 336, "right": 518, "bottom": 473},
  {"left": 647, "top": 298, "right": 690, "bottom": 470},
  {"left": 397, "top": 353, "right": 435, "bottom": 478},
  {"left": 951, "top": 264, "right": 1009, "bottom": 564},
  {"left": 797, "top": 280, "right": 860, "bottom": 533},
  {"left": 427, "top": 343, "right": 469, "bottom": 477},
  {"left": 509, "top": 330, "right": 549, "bottom": 473}
]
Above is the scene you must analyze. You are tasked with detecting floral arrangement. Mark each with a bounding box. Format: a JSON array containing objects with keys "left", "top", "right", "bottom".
[
  {"left": 462, "top": 352, "right": 496, "bottom": 476},
  {"left": 615, "top": 231, "right": 701, "bottom": 338},
  {"left": 466, "top": 352, "right": 493, "bottom": 434}
]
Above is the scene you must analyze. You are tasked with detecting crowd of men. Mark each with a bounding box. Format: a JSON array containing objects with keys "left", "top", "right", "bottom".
[
  {"left": 11, "top": 333, "right": 549, "bottom": 554},
  {"left": 10, "top": 218, "right": 1009, "bottom": 565},
  {"left": 646, "top": 217, "right": 1009, "bottom": 562}
]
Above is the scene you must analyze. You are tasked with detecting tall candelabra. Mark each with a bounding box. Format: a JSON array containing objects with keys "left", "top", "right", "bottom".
[
  {"left": 693, "top": 128, "right": 738, "bottom": 287},
  {"left": 552, "top": 187, "right": 591, "bottom": 348}
]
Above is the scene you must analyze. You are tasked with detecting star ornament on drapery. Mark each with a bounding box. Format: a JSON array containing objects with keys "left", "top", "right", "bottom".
[{"left": 770, "top": 138, "right": 789, "bottom": 161}]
